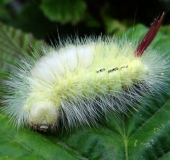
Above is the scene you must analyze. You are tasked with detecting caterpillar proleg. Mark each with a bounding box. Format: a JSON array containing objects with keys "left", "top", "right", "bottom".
[{"left": 2, "top": 13, "right": 169, "bottom": 132}]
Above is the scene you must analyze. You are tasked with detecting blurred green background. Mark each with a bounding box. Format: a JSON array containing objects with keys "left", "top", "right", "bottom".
[{"left": 1, "top": 0, "right": 170, "bottom": 43}]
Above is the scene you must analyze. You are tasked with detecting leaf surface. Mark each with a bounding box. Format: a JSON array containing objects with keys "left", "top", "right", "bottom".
[{"left": 40, "top": 0, "right": 86, "bottom": 25}]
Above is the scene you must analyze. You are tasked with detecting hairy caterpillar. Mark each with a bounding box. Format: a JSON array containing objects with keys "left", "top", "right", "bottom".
[{"left": 2, "top": 13, "right": 169, "bottom": 132}]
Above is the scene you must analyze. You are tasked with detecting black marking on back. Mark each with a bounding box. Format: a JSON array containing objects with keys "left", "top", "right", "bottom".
[
  {"left": 96, "top": 66, "right": 128, "bottom": 74},
  {"left": 108, "top": 67, "right": 118, "bottom": 73},
  {"left": 120, "top": 66, "right": 128, "bottom": 70},
  {"left": 96, "top": 68, "right": 105, "bottom": 73}
]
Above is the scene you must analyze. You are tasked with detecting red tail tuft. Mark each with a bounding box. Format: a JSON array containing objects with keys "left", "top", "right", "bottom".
[{"left": 135, "top": 12, "right": 165, "bottom": 57}]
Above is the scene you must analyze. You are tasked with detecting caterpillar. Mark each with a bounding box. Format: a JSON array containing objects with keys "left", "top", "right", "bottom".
[{"left": 2, "top": 13, "right": 169, "bottom": 132}]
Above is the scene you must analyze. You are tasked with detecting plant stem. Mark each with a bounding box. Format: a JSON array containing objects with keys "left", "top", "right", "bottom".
[{"left": 122, "top": 114, "right": 129, "bottom": 160}]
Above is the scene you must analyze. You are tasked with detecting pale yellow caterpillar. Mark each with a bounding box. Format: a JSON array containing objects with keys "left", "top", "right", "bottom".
[{"left": 2, "top": 13, "right": 169, "bottom": 132}]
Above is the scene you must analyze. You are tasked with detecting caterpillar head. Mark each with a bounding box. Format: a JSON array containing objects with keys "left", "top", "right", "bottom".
[{"left": 24, "top": 100, "right": 59, "bottom": 132}]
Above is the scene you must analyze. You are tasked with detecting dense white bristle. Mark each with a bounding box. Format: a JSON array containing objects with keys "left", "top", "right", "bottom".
[{"left": 2, "top": 35, "right": 170, "bottom": 131}]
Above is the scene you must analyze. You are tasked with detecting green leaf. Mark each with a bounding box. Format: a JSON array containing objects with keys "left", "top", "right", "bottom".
[
  {"left": 0, "top": 22, "right": 43, "bottom": 77},
  {"left": 0, "top": 0, "right": 12, "bottom": 5},
  {"left": 40, "top": 0, "right": 86, "bottom": 25},
  {"left": 0, "top": 0, "right": 12, "bottom": 23},
  {"left": 0, "top": 114, "right": 82, "bottom": 160},
  {"left": 101, "top": 3, "right": 133, "bottom": 36},
  {"left": 1, "top": 24, "right": 170, "bottom": 159},
  {"left": 8, "top": 3, "right": 57, "bottom": 39},
  {"left": 160, "top": 25, "right": 170, "bottom": 36}
]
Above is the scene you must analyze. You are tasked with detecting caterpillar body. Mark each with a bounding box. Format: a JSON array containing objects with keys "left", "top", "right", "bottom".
[{"left": 2, "top": 13, "right": 169, "bottom": 132}]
